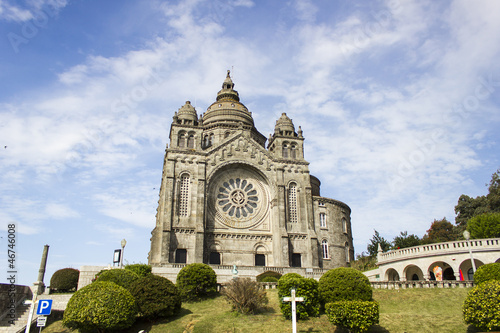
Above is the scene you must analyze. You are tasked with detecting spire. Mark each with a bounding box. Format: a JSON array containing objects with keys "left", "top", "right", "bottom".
[{"left": 216, "top": 70, "right": 240, "bottom": 102}]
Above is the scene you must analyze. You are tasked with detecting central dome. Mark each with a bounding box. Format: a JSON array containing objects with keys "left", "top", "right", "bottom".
[{"left": 202, "top": 71, "right": 254, "bottom": 127}]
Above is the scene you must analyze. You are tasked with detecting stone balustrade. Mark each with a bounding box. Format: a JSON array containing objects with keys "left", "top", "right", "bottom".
[{"left": 378, "top": 238, "right": 500, "bottom": 264}]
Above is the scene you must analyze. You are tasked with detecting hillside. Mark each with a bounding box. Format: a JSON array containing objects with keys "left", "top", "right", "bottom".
[{"left": 42, "top": 288, "right": 473, "bottom": 333}]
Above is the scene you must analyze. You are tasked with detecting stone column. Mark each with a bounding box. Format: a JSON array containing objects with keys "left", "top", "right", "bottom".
[{"left": 33, "top": 245, "right": 49, "bottom": 294}]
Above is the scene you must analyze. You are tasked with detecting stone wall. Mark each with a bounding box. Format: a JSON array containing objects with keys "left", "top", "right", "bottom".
[
  {"left": 77, "top": 264, "right": 328, "bottom": 289},
  {"left": 77, "top": 265, "right": 112, "bottom": 290},
  {"left": 0, "top": 284, "right": 32, "bottom": 322}
]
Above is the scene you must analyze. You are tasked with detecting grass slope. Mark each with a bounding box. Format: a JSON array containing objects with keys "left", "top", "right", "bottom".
[{"left": 42, "top": 288, "right": 472, "bottom": 333}]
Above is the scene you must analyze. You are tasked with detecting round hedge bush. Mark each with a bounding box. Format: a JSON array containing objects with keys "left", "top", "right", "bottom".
[
  {"left": 463, "top": 280, "right": 500, "bottom": 331},
  {"left": 125, "top": 263, "right": 152, "bottom": 278},
  {"left": 261, "top": 276, "right": 279, "bottom": 283},
  {"left": 129, "top": 275, "right": 181, "bottom": 320},
  {"left": 95, "top": 269, "right": 139, "bottom": 291},
  {"left": 176, "top": 263, "right": 217, "bottom": 301},
  {"left": 256, "top": 271, "right": 282, "bottom": 282},
  {"left": 318, "top": 267, "right": 372, "bottom": 305},
  {"left": 473, "top": 263, "right": 500, "bottom": 285},
  {"left": 277, "top": 273, "right": 320, "bottom": 319},
  {"left": 325, "top": 300, "right": 379, "bottom": 333},
  {"left": 50, "top": 268, "right": 79, "bottom": 292},
  {"left": 63, "top": 281, "right": 137, "bottom": 332}
]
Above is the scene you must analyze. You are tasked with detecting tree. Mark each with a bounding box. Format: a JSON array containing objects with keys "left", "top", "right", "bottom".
[
  {"left": 421, "top": 218, "right": 457, "bottom": 244},
  {"left": 455, "top": 168, "right": 500, "bottom": 226},
  {"left": 392, "top": 231, "right": 420, "bottom": 249},
  {"left": 467, "top": 212, "right": 500, "bottom": 239},
  {"left": 367, "top": 230, "right": 390, "bottom": 257},
  {"left": 454, "top": 194, "right": 489, "bottom": 226},
  {"left": 486, "top": 168, "right": 500, "bottom": 212}
]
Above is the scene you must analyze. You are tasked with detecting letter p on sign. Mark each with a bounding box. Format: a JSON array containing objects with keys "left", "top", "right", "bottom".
[{"left": 37, "top": 300, "right": 53, "bottom": 315}]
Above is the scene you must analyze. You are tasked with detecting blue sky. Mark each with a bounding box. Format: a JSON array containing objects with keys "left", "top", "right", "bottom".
[{"left": 1, "top": 0, "right": 499, "bottom": 286}]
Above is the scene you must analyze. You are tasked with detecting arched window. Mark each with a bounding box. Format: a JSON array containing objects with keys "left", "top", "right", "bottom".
[
  {"left": 209, "top": 133, "right": 214, "bottom": 146},
  {"left": 178, "top": 132, "right": 186, "bottom": 148},
  {"left": 345, "top": 243, "right": 350, "bottom": 263},
  {"left": 178, "top": 174, "right": 190, "bottom": 216},
  {"left": 282, "top": 144, "right": 289, "bottom": 158},
  {"left": 322, "top": 240, "right": 329, "bottom": 259},
  {"left": 288, "top": 182, "right": 298, "bottom": 223},
  {"left": 468, "top": 268, "right": 474, "bottom": 281},
  {"left": 319, "top": 213, "right": 326, "bottom": 228},
  {"left": 342, "top": 217, "right": 347, "bottom": 233},
  {"left": 290, "top": 144, "right": 297, "bottom": 159},
  {"left": 187, "top": 134, "right": 195, "bottom": 148},
  {"left": 224, "top": 131, "right": 231, "bottom": 138}
]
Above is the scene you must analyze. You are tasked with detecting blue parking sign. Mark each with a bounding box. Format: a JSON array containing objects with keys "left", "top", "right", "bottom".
[{"left": 37, "top": 300, "right": 53, "bottom": 315}]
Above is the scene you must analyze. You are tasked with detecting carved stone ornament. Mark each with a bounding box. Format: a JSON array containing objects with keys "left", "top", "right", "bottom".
[{"left": 208, "top": 166, "right": 269, "bottom": 229}]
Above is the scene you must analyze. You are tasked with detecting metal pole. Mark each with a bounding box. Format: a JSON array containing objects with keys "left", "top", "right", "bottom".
[
  {"left": 120, "top": 239, "right": 126, "bottom": 268},
  {"left": 27, "top": 245, "right": 49, "bottom": 333},
  {"left": 467, "top": 240, "right": 477, "bottom": 273},
  {"left": 25, "top": 291, "right": 37, "bottom": 333}
]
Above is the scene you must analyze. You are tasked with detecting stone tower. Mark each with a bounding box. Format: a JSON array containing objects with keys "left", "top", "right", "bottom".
[{"left": 149, "top": 71, "right": 353, "bottom": 278}]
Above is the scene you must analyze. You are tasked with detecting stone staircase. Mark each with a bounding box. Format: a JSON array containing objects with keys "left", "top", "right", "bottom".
[
  {"left": 0, "top": 294, "right": 72, "bottom": 333},
  {"left": 0, "top": 303, "right": 33, "bottom": 333}
]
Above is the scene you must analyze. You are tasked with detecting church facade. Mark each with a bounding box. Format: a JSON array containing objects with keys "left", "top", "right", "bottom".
[{"left": 148, "top": 72, "right": 353, "bottom": 275}]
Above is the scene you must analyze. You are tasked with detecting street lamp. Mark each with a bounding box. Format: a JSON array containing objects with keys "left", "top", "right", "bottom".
[
  {"left": 463, "top": 230, "right": 476, "bottom": 277},
  {"left": 120, "top": 239, "right": 127, "bottom": 268}
]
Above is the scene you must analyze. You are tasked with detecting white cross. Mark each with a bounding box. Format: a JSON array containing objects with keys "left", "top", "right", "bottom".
[{"left": 282, "top": 288, "right": 305, "bottom": 333}]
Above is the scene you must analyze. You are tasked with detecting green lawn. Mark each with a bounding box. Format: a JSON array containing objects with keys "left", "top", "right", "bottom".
[{"left": 42, "top": 287, "right": 475, "bottom": 333}]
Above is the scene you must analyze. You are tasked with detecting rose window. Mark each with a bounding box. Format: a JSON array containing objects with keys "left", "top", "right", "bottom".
[{"left": 217, "top": 178, "right": 258, "bottom": 218}]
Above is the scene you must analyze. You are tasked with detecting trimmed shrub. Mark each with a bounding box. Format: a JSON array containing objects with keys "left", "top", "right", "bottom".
[
  {"left": 95, "top": 268, "right": 139, "bottom": 291},
  {"left": 176, "top": 263, "right": 217, "bottom": 301},
  {"left": 261, "top": 276, "right": 279, "bottom": 283},
  {"left": 125, "top": 263, "right": 152, "bottom": 278},
  {"left": 256, "top": 271, "right": 282, "bottom": 282},
  {"left": 463, "top": 280, "right": 500, "bottom": 331},
  {"left": 325, "top": 300, "right": 379, "bottom": 333},
  {"left": 50, "top": 268, "right": 79, "bottom": 292},
  {"left": 63, "top": 281, "right": 137, "bottom": 332},
  {"left": 473, "top": 263, "right": 500, "bottom": 285},
  {"left": 277, "top": 273, "right": 320, "bottom": 319},
  {"left": 318, "top": 267, "right": 372, "bottom": 305},
  {"left": 129, "top": 275, "right": 181, "bottom": 320},
  {"left": 223, "top": 278, "right": 268, "bottom": 314}
]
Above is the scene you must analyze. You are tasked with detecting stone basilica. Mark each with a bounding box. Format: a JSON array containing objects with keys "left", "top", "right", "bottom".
[{"left": 149, "top": 71, "right": 353, "bottom": 280}]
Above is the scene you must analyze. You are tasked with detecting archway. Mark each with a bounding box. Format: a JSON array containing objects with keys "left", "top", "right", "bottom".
[
  {"left": 427, "top": 261, "right": 454, "bottom": 281},
  {"left": 404, "top": 265, "right": 424, "bottom": 281},
  {"left": 459, "top": 259, "right": 484, "bottom": 280},
  {"left": 385, "top": 268, "right": 400, "bottom": 281}
]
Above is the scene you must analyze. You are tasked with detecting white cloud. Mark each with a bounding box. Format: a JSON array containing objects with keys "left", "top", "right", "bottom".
[
  {"left": 1, "top": 0, "right": 500, "bottom": 282},
  {"left": 0, "top": 0, "right": 66, "bottom": 22},
  {"left": 44, "top": 203, "right": 79, "bottom": 219},
  {"left": 292, "top": 0, "right": 318, "bottom": 22},
  {"left": 0, "top": 1, "right": 33, "bottom": 21}
]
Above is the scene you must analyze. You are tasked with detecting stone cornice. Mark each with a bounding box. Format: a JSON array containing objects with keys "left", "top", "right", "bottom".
[
  {"left": 206, "top": 232, "right": 272, "bottom": 241},
  {"left": 313, "top": 196, "right": 351, "bottom": 212}
]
